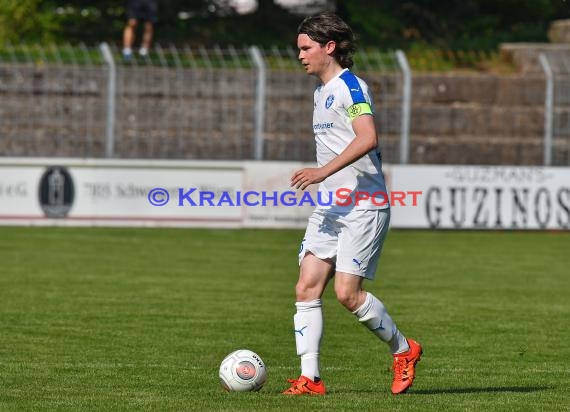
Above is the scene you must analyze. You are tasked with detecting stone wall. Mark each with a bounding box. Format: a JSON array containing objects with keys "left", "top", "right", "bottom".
[
  {"left": 1, "top": 63, "right": 567, "bottom": 165},
  {"left": 407, "top": 73, "right": 548, "bottom": 164}
]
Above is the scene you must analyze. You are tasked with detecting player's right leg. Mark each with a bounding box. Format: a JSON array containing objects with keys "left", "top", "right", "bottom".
[
  {"left": 283, "top": 252, "right": 333, "bottom": 395},
  {"left": 122, "top": 18, "right": 138, "bottom": 61}
]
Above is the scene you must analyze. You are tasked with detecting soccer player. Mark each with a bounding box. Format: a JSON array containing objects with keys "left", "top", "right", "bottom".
[{"left": 283, "top": 12, "right": 422, "bottom": 396}]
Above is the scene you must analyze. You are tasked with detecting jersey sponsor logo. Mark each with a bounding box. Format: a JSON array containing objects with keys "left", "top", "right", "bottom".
[
  {"left": 325, "top": 94, "right": 335, "bottom": 109},
  {"left": 313, "top": 122, "right": 334, "bottom": 130},
  {"left": 313, "top": 122, "right": 334, "bottom": 136}
]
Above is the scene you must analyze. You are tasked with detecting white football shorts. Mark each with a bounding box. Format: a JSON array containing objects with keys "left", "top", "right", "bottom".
[{"left": 298, "top": 208, "right": 391, "bottom": 280}]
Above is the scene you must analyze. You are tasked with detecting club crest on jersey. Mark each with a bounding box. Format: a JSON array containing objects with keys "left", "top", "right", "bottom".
[{"left": 325, "top": 94, "right": 335, "bottom": 109}]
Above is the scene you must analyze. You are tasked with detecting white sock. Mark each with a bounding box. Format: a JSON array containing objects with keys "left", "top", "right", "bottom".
[
  {"left": 294, "top": 299, "right": 323, "bottom": 380},
  {"left": 353, "top": 292, "right": 409, "bottom": 354},
  {"left": 122, "top": 48, "right": 132, "bottom": 56}
]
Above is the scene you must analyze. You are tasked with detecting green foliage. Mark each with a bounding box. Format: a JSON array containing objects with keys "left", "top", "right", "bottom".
[
  {"left": 0, "top": 0, "right": 60, "bottom": 43},
  {"left": 47, "top": 1, "right": 128, "bottom": 44},
  {"left": 0, "top": 0, "right": 568, "bottom": 49},
  {"left": 339, "top": 0, "right": 569, "bottom": 51}
]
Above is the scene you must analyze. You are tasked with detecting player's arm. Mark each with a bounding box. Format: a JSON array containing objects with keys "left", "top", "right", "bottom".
[
  {"left": 319, "top": 113, "right": 377, "bottom": 177},
  {"left": 291, "top": 113, "right": 377, "bottom": 190}
]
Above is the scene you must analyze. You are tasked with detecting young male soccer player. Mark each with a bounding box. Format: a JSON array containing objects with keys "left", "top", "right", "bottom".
[{"left": 283, "top": 12, "right": 422, "bottom": 396}]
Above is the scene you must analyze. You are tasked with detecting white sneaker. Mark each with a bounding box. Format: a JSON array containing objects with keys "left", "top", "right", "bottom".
[{"left": 122, "top": 48, "right": 133, "bottom": 62}]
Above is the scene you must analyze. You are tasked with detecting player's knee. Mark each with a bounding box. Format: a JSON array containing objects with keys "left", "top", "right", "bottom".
[
  {"left": 295, "top": 279, "right": 320, "bottom": 301},
  {"left": 334, "top": 285, "right": 359, "bottom": 311},
  {"left": 294, "top": 279, "right": 309, "bottom": 301}
]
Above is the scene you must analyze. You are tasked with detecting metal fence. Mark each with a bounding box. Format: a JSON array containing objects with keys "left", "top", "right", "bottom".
[
  {"left": 539, "top": 51, "right": 570, "bottom": 166},
  {"left": 0, "top": 43, "right": 406, "bottom": 163},
  {"left": 1, "top": 43, "right": 570, "bottom": 165}
]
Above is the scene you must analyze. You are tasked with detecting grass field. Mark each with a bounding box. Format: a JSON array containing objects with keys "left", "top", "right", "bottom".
[{"left": 1, "top": 227, "right": 569, "bottom": 411}]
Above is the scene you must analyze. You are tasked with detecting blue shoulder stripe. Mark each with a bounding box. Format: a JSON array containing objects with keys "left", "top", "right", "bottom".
[{"left": 339, "top": 71, "right": 366, "bottom": 104}]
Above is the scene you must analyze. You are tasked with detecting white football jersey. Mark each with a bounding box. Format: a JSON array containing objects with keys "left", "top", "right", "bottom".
[{"left": 312, "top": 68, "right": 389, "bottom": 210}]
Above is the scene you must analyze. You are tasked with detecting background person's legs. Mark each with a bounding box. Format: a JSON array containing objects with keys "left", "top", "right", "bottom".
[{"left": 122, "top": 18, "right": 138, "bottom": 60}]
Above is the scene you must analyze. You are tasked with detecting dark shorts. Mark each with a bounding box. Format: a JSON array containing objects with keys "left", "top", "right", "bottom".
[{"left": 127, "top": 0, "right": 158, "bottom": 23}]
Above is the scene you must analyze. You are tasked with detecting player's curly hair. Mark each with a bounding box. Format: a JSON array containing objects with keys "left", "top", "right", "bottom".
[{"left": 297, "top": 12, "right": 356, "bottom": 69}]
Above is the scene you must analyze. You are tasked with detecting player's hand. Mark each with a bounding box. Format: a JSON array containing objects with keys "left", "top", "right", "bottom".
[{"left": 291, "top": 167, "right": 326, "bottom": 190}]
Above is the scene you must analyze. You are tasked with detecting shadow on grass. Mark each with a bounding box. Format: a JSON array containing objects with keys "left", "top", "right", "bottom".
[{"left": 412, "top": 386, "right": 551, "bottom": 395}]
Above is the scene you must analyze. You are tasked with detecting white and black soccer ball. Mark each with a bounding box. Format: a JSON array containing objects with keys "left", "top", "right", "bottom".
[{"left": 219, "top": 349, "right": 267, "bottom": 392}]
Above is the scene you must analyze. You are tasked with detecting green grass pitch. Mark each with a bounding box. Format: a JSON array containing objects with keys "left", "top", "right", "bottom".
[{"left": 1, "top": 227, "right": 569, "bottom": 411}]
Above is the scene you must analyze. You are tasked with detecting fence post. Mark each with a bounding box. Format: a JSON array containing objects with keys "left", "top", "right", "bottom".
[
  {"left": 539, "top": 53, "right": 553, "bottom": 166},
  {"left": 249, "top": 46, "right": 266, "bottom": 160},
  {"left": 395, "top": 50, "right": 412, "bottom": 165},
  {"left": 99, "top": 42, "right": 116, "bottom": 158}
]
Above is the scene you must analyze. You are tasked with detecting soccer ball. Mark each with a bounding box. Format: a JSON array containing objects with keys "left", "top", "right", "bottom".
[{"left": 219, "top": 349, "right": 267, "bottom": 392}]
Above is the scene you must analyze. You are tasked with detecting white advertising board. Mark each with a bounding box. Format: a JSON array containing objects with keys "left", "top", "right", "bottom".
[
  {"left": 242, "top": 161, "right": 317, "bottom": 228},
  {"left": 390, "top": 165, "right": 570, "bottom": 230},
  {"left": 0, "top": 159, "right": 244, "bottom": 227},
  {"left": 1, "top": 159, "right": 568, "bottom": 230}
]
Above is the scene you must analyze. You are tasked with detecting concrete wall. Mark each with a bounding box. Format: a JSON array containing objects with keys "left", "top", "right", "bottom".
[
  {"left": 406, "top": 73, "right": 548, "bottom": 165},
  {"left": 1, "top": 63, "right": 566, "bottom": 165}
]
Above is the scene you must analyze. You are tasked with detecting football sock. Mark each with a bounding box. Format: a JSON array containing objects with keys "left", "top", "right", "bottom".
[
  {"left": 294, "top": 299, "right": 323, "bottom": 381},
  {"left": 353, "top": 292, "right": 409, "bottom": 354}
]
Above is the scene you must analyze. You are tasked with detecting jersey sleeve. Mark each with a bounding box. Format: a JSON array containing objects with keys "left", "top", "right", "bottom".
[{"left": 339, "top": 71, "right": 374, "bottom": 121}]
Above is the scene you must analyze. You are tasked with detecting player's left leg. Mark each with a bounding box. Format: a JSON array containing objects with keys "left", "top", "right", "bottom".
[
  {"left": 140, "top": 21, "right": 153, "bottom": 56},
  {"left": 139, "top": 0, "right": 157, "bottom": 56},
  {"left": 335, "top": 209, "right": 422, "bottom": 394},
  {"left": 334, "top": 272, "right": 421, "bottom": 394},
  {"left": 334, "top": 272, "right": 408, "bottom": 353}
]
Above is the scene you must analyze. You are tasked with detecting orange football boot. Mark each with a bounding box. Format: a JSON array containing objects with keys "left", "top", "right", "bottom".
[
  {"left": 282, "top": 375, "right": 326, "bottom": 395},
  {"left": 391, "top": 338, "right": 422, "bottom": 394}
]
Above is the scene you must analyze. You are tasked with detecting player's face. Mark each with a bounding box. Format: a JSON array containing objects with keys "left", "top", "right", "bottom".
[{"left": 297, "top": 34, "right": 331, "bottom": 76}]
